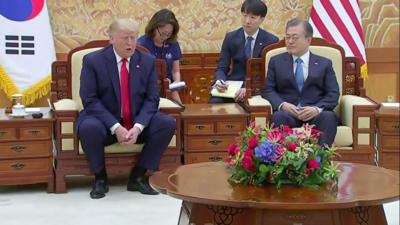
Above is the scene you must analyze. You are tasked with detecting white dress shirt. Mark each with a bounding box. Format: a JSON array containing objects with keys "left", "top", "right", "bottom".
[{"left": 110, "top": 48, "right": 144, "bottom": 134}]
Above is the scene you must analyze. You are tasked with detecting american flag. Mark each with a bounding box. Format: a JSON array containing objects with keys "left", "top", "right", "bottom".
[{"left": 309, "top": 0, "right": 368, "bottom": 79}]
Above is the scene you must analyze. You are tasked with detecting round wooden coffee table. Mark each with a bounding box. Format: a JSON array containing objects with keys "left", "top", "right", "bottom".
[{"left": 150, "top": 161, "right": 399, "bottom": 225}]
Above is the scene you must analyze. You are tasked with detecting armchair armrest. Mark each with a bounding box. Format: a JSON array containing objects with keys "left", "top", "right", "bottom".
[
  {"left": 340, "top": 95, "right": 377, "bottom": 128},
  {"left": 53, "top": 99, "right": 80, "bottom": 111},
  {"left": 339, "top": 95, "right": 378, "bottom": 149},
  {"left": 159, "top": 97, "right": 184, "bottom": 110}
]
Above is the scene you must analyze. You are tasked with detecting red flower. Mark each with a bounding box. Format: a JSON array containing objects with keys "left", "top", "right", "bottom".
[
  {"left": 244, "top": 148, "right": 253, "bottom": 157},
  {"left": 304, "top": 168, "right": 311, "bottom": 176},
  {"left": 282, "top": 125, "right": 292, "bottom": 133},
  {"left": 311, "top": 129, "right": 320, "bottom": 135},
  {"left": 227, "top": 143, "right": 238, "bottom": 156},
  {"left": 242, "top": 155, "right": 255, "bottom": 172},
  {"left": 287, "top": 143, "right": 299, "bottom": 152},
  {"left": 307, "top": 159, "right": 319, "bottom": 170},
  {"left": 248, "top": 136, "right": 258, "bottom": 149}
]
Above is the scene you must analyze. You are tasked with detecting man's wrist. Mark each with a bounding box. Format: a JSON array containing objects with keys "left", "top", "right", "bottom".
[
  {"left": 110, "top": 123, "right": 121, "bottom": 135},
  {"left": 134, "top": 123, "right": 144, "bottom": 133},
  {"left": 313, "top": 106, "right": 322, "bottom": 113},
  {"left": 278, "top": 102, "right": 286, "bottom": 111}
]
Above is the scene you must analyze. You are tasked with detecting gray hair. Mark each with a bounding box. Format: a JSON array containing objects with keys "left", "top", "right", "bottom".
[
  {"left": 108, "top": 18, "right": 139, "bottom": 37},
  {"left": 286, "top": 18, "right": 313, "bottom": 38}
]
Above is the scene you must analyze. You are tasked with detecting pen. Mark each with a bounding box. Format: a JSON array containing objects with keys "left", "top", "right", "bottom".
[{"left": 219, "top": 80, "right": 228, "bottom": 90}]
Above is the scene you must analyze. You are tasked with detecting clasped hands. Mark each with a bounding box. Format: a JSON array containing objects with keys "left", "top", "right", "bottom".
[
  {"left": 215, "top": 80, "right": 246, "bottom": 102},
  {"left": 115, "top": 125, "right": 141, "bottom": 145},
  {"left": 281, "top": 102, "right": 320, "bottom": 121}
]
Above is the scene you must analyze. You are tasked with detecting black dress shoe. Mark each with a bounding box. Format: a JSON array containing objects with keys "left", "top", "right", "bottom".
[
  {"left": 90, "top": 179, "right": 109, "bottom": 199},
  {"left": 127, "top": 177, "right": 159, "bottom": 195}
]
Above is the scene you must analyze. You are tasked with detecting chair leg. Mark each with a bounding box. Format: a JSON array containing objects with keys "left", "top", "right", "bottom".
[
  {"left": 47, "top": 170, "right": 55, "bottom": 193},
  {"left": 55, "top": 170, "right": 67, "bottom": 193}
]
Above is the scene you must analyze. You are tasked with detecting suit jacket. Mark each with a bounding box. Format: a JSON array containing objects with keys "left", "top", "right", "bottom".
[
  {"left": 215, "top": 27, "right": 278, "bottom": 82},
  {"left": 262, "top": 52, "right": 340, "bottom": 111},
  {"left": 77, "top": 45, "right": 159, "bottom": 129}
]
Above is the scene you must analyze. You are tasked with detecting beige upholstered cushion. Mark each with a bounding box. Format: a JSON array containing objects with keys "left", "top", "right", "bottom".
[
  {"left": 79, "top": 142, "right": 144, "bottom": 154},
  {"left": 159, "top": 98, "right": 182, "bottom": 109},
  {"left": 71, "top": 48, "right": 103, "bottom": 111},
  {"left": 53, "top": 99, "right": 79, "bottom": 110},
  {"left": 334, "top": 126, "right": 353, "bottom": 147},
  {"left": 248, "top": 95, "right": 271, "bottom": 106}
]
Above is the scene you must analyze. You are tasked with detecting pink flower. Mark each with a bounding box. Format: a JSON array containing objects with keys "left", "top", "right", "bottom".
[
  {"left": 267, "top": 130, "right": 285, "bottom": 143},
  {"left": 227, "top": 143, "right": 238, "bottom": 156},
  {"left": 248, "top": 136, "right": 258, "bottom": 149},
  {"left": 225, "top": 158, "right": 236, "bottom": 166},
  {"left": 287, "top": 143, "right": 299, "bottom": 152},
  {"left": 242, "top": 155, "right": 255, "bottom": 172},
  {"left": 307, "top": 159, "right": 319, "bottom": 170},
  {"left": 249, "top": 120, "right": 256, "bottom": 128}
]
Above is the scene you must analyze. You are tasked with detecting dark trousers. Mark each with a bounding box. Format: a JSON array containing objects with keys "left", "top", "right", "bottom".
[
  {"left": 271, "top": 111, "right": 338, "bottom": 146},
  {"left": 78, "top": 111, "right": 176, "bottom": 174}
]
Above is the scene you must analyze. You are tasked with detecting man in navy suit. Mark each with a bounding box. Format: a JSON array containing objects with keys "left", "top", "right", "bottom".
[
  {"left": 209, "top": 0, "right": 278, "bottom": 103},
  {"left": 263, "top": 18, "right": 340, "bottom": 146},
  {"left": 78, "top": 19, "right": 175, "bottom": 199}
]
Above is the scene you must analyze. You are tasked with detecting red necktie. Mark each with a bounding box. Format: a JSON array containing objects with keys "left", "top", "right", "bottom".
[{"left": 120, "top": 58, "right": 133, "bottom": 129}]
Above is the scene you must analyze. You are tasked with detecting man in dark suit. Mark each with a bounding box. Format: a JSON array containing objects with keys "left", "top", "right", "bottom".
[
  {"left": 209, "top": 0, "right": 278, "bottom": 103},
  {"left": 78, "top": 19, "right": 175, "bottom": 199},
  {"left": 263, "top": 18, "right": 340, "bottom": 146}
]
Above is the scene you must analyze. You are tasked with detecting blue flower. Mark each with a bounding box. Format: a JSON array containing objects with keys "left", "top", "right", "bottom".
[
  {"left": 316, "top": 155, "right": 321, "bottom": 164},
  {"left": 255, "top": 141, "right": 280, "bottom": 164}
]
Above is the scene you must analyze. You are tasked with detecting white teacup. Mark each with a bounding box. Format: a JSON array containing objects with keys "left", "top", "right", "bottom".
[{"left": 12, "top": 103, "right": 26, "bottom": 115}]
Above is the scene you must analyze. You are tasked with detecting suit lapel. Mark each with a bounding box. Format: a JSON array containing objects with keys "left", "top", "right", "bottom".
[
  {"left": 304, "top": 52, "right": 317, "bottom": 90},
  {"left": 104, "top": 46, "right": 121, "bottom": 107},
  {"left": 253, "top": 30, "right": 265, "bottom": 57},
  {"left": 128, "top": 50, "right": 141, "bottom": 115},
  {"left": 284, "top": 53, "right": 298, "bottom": 91},
  {"left": 236, "top": 29, "right": 246, "bottom": 59}
]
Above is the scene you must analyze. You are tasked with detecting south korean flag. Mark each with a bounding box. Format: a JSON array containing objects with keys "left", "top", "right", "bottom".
[{"left": 0, "top": 0, "right": 56, "bottom": 104}]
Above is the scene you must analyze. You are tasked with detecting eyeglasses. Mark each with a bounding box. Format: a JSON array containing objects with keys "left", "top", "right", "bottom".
[{"left": 157, "top": 28, "right": 172, "bottom": 39}]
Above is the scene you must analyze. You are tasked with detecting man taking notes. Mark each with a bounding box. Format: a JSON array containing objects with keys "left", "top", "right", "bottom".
[{"left": 209, "top": 0, "right": 278, "bottom": 103}]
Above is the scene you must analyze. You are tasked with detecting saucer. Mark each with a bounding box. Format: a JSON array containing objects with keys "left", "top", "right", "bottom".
[{"left": 9, "top": 112, "right": 29, "bottom": 118}]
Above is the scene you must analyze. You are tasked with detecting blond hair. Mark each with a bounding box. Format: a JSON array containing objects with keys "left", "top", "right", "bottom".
[{"left": 108, "top": 18, "right": 139, "bottom": 37}]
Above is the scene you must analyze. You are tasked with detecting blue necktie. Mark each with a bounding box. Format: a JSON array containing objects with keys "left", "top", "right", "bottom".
[
  {"left": 295, "top": 58, "right": 304, "bottom": 92},
  {"left": 244, "top": 36, "right": 253, "bottom": 59}
]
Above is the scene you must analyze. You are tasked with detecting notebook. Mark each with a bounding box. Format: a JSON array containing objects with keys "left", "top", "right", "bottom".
[{"left": 211, "top": 80, "right": 243, "bottom": 98}]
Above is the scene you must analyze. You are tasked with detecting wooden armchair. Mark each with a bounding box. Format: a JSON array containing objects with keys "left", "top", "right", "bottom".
[
  {"left": 244, "top": 38, "right": 378, "bottom": 165},
  {"left": 50, "top": 40, "right": 183, "bottom": 193}
]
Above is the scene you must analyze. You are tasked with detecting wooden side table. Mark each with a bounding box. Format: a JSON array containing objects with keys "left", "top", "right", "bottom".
[
  {"left": 0, "top": 108, "right": 54, "bottom": 192},
  {"left": 376, "top": 106, "right": 400, "bottom": 170},
  {"left": 181, "top": 104, "right": 248, "bottom": 164}
]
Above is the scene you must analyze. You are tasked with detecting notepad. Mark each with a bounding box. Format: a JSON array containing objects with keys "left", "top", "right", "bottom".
[
  {"left": 25, "top": 107, "right": 41, "bottom": 112},
  {"left": 381, "top": 102, "right": 400, "bottom": 109},
  {"left": 211, "top": 81, "right": 243, "bottom": 98}
]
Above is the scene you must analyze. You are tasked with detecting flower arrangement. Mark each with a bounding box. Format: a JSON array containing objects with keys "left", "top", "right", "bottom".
[{"left": 226, "top": 122, "right": 339, "bottom": 188}]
